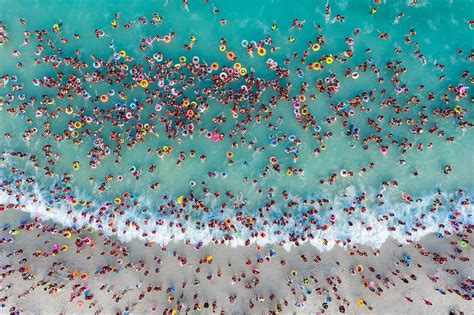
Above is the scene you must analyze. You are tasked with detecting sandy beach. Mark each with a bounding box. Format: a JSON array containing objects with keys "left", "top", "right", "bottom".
[{"left": 1, "top": 208, "right": 472, "bottom": 314}]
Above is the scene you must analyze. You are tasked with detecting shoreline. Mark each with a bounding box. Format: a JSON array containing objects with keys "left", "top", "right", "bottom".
[
  {"left": 1, "top": 189, "right": 471, "bottom": 253},
  {"left": 1, "top": 208, "right": 472, "bottom": 314}
]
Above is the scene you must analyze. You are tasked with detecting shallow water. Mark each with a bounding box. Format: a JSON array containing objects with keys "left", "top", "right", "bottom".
[{"left": 0, "top": 0, "right": 472, "bottom": 250}]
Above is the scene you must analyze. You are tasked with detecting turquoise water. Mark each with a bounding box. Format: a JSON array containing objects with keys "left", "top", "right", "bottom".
[{"left": 0, "top": 0, "right": 472, "bottom": 250}]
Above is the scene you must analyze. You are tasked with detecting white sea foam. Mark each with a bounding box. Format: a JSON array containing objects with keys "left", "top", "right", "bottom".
[{"left": 1, "top": 184, "right": 471, "bottom": 252}]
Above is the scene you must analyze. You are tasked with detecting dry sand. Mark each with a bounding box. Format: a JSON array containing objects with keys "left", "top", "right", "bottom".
[{"left": 0, "top": 208, "right": 472, "bottom": 314}]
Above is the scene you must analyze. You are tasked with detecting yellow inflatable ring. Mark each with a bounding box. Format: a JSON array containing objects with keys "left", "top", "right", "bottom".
[
  {"left": 239, "top": 68, "right": 247, "bottom": 76},
  {"left": 326, "top": 56, "right": 334, "bottom": 64},
  {"left": 233, "top": 62, "right": 242, "bottom": 70},
  {"left": 140, "top": 80, "right": 149, "bottom": 88},
  {"left": 114, "top": 198, "right": 121, "bottom": 205},
  {"left": 312, "top": 43, "right": 320, "bottom": 51},
  {"left": 74, "top": 122, "right": 82, "bottom": 129},
  {"left": 119, "top": 50, "right": 126, "bottom": 57},
  {"left": 257, "top": 47, "right": 267, "bottom": 56},
  {"left": 63, "top": 231, "right": 72, "bottom": 238},
  {"left": 219, "top": 44, "right": 226, "bottom": 52}
]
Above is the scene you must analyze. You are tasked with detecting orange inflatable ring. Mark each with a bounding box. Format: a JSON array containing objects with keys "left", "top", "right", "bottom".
[{"left": 226, "top": 51, "right": 235, "bottom": 60}]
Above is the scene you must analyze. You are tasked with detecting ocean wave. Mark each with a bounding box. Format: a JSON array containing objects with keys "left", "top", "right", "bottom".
[{"left": 1, "top": 179, "right": 472, "bottom": 252}]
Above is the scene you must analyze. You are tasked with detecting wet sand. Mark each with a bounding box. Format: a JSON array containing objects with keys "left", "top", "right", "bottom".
[{"left": 1, "top": 208, "right": 472, "bottom": 314}]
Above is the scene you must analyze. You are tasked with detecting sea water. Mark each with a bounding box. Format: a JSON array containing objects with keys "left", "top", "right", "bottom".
[{"left": 0, "top": 0, "right": 472, "bottom": 250}]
